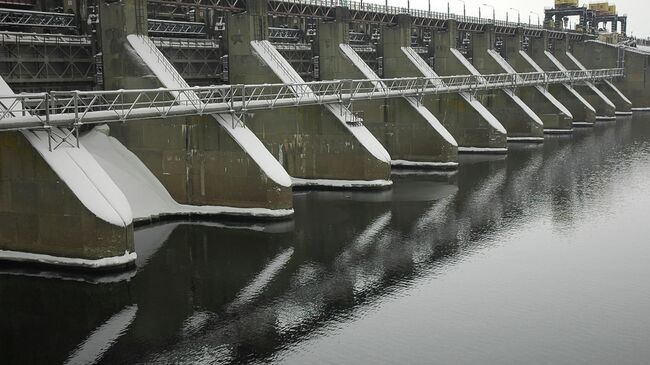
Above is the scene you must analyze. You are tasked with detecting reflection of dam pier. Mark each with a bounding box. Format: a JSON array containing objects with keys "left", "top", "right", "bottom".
[
  {"left": 0, "top": 117, "right": 643, "bottom": 364},
  {"left": 0, "top": 0, "right": 647, "bottom": 268}
]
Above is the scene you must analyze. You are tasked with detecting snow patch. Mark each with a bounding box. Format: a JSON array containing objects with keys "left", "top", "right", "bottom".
[
  {"left": 457, "top": 147, "right": 508, "bottom": 153},
  {"left": 544, "top": 128, "right": 574, "bottom": 134},
  {"left": 292, "top": 177, "right": 393, "bottom": 188},
  {"left": 0, "top": 249, "right": 137, "bottom": 269},
  {"left": 391, "top": 160, "right": 459, "bottom": 168},
  {"left": 507, "top": 137, "right": 544, "bottom": 142}
]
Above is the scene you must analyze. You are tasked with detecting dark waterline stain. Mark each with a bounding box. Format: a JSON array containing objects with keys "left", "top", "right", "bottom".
[{"left": 2, "top": 115, "right": 650, "bottom": 364}]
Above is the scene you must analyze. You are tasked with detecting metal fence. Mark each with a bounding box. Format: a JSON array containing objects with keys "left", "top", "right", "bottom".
[{"left": 0, "top": 68, "right": 624, "bottom": 132}]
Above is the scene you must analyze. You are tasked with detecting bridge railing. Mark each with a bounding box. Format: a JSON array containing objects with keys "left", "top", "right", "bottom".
[{"left": 0, "top": 68, "right": 624, "bottom": 131}]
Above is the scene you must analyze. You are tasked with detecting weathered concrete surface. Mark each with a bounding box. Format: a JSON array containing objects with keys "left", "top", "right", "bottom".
[
  {"left": 597, "top": 80, "right": 633, "bottom": 115},
  {"left": 430, "top": 20, "right": 508, "bottom": 151},
  {"left": 0, "top": 132, "right": 134, "bottom": 265},
  {"left": 571, "top": 40, "right": 650, "bottom": 110},
  {"left": 553, "top": 38, "right": 617, "bottom": 119},
  {"left": 527, "top": 32, "right": 597, "bottom": 127},
  {"left": 471, "top": 26, "right": 544, "bottom": 141},
  {"left": 316, "top": 12, "right": 457, "bottom": 168},
  {"left": 501, "top": 29, "right": 575, "bottom": 132},
  {"left": 227, "top": 3, "right": 391, "bottom": 184},
  {"left": 100, "top": 0, "right": 293, "bottom": 213}
]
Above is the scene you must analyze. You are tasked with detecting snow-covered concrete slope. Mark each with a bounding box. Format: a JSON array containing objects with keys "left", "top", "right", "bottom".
[
  {"left": 520, "top": 50, "right": 595, "bottom": 115},
  {"left": 564, "top": 51, "right": 623, "bottom": 110},
  {"left": 250, "top": 40, "right": 392, "bottom": 168},
  {"left": 449, "top": 48, "right": 543, "bottom": 133},
  {"left": 0, "top": 76, "right": 135, "bottom": 269},
  {"left": 339, "top": 43, "right": 457, "bottom": 150},
  {"left": 0, "top": 77, "right": 133, "bottom": 228},
  {"left": 545, "top": 51, "right": 614, "bottom": 117},
  {"left": 83, "top": 121, "right": 292, "bottom": 220},
  {"left": 402, "top": 47, "right": 508, "bottom": 151},
  {"left": 127, "top": 35, "right": 292, "bottom": 189},
  {"left": 402, "top": 46, "right": 507, "bottom": 138}
]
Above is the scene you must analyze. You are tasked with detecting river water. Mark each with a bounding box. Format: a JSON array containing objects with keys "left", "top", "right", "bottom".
[{"left": 2, "top": 114, "right": 650, "bottom": 364}]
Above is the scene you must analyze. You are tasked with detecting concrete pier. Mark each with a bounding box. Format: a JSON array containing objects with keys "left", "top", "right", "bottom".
[
  {"left": 100, "top": 0, "right": 294, "bottom": 217},
  {"left": 501, "top": 29, "right": 575, "bottom": 133},
  {"left": 527, "top": 32, "right": 597, "bottom": 127},
  {"left": 226, "top": 1, "right": 392, "bottom": 187},
  {"left": 0, "top": 131, "right": 135, "bottom": 269},
  {"left": 428, "top": 19, "right": 508, "bottom": 153},
  {"left": 316, "top": 10, "right": 458, "bottom": 169},
  {"left": 570, "top": 40, "right": 646, "bottom": 111},
  {"left": 552, "top": 37, "right": 617, "bottom": 120},
  {"left": 470, "top": 25, "right": 544, "bottom": 142}
]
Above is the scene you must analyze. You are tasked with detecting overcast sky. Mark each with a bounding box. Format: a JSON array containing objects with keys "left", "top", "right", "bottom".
[{"left": 359, "top": 0, "right": 648, "bottom": 38}]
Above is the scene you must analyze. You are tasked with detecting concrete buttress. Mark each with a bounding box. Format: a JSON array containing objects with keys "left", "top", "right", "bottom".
[
  {"left": 100, "top": 0, "right": 294, "bottom": 218},
  {"left": 527, "top": 31, "right": 597, "bottom": 126},
  {"left": 428, "top": 19, "right": 508, "bottom": 153},
  {"left": 317, "top": 11, "right": 458, "bottom": 169},
  {"left": 226, "top": 1, "right": 392, "bottom": 188},
  {"left": 470, "top": 24, "right": 544, "bottom": 141}
]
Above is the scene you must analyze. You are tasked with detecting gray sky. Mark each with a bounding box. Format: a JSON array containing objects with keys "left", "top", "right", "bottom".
[{"left": 361, "top": 0, "right": 649, "bottom": 38}]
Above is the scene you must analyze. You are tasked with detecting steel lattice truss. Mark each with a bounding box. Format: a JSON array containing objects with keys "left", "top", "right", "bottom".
[
  {"left": 273, "top": 42, "right": 313, "bottom": 79},
  {"left": 148, "top": 19, "right": 207, "bottom": 37},
  {"left": 147, "top": 0, "right": 245, "bottom": 12},
  {"left": 0, "top": 7, "right": 76, "bottom": 30},
  {"left": 0, "top": 32, "right": 94, "bottom": 92},
  {"left": 268, "top": 27, "right": 303, "bottom": 43},
  {"left": 0, "top": 68, "right": 624, "bottom": 132},
  {"left": 153, "top": 37, "right": 223, "bottom": 85},
  {"left": 145, "top": 0, "right": 583, "bottom": 41}
]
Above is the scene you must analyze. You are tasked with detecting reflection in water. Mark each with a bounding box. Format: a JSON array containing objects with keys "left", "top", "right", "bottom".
[
  {"left": 64, "top": 305, "right": 138, "bottom": 365},
  {"left": 1, "top": 115, "right": 650, "bottom": 364}
]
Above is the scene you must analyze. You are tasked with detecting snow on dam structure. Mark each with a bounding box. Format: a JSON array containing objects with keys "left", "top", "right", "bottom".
[
  {"left": 226, "top": 4, "right": 392, "bottom": 188},
  {"left": 316, "top": 11, "right": 459, "bottom": 167},
  {"left": 0, "top": 0, "right": 641, "bottom": 271}
]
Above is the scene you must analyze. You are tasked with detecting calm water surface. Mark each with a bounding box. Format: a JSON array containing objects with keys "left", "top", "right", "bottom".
[{"left": 2, "top": 115, "right": 650, "bottom": 364}]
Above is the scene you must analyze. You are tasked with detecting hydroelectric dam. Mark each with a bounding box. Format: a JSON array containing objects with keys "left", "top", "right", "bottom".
[{"left": 0, "top": 0, "right": 648, "bottom": 271}]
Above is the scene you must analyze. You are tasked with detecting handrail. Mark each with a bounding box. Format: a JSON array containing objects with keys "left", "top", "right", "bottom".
[{"left": 0, "top": 68, "right": 624, "bottom": 131}]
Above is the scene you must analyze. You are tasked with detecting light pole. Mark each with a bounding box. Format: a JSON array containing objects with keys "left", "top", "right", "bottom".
[
  {"left": 482, "top": 4, "right": 495, "bottom": 24},
  {"left": 448, "top": 0, "right": 465, "bottom": 19},
  {"left": 529, "top": 11, "right": 540, "bottom": 27},
  {"left": 509, "top": 7, "right": 520, "bottom": 25},
  {"left": 457, "top": 0, "right": 466, "bottom": 18}
]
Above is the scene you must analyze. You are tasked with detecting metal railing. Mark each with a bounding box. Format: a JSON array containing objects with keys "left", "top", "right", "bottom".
[
  {"left": 271, "top": 0, "right": 543, "bottom": 29},
  {"left": 0, "top": 68, "right": 623, "bottom": 132}
]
